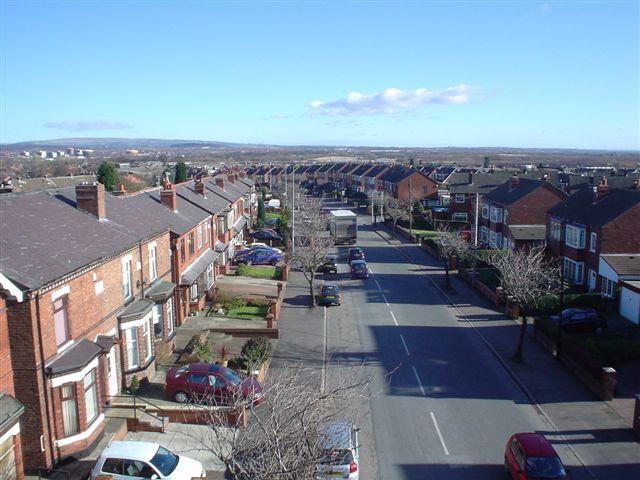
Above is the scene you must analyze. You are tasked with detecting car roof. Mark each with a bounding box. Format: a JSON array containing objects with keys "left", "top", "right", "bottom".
[
  {"left": 101, "top": 441, "right": 160, "bottom": 460},
  {"left": 318, "top": 421, "right": 355, "bottom": 450},
  {"left": 514, "top": 433, "right": 558, "bottom": 457},
  {"left": 185, "top": 363, "right": 226, "bottom": 374},
  {"left": 322, "top": 284, "right": 339, "bottom": 290}
]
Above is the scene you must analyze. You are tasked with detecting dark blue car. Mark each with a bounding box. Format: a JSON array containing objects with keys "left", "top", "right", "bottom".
[
  {"left": 251, "top": 230, "right": 283, "bottom": 242},
  {"left": 350, "top": 260, "right": 369, "bottom": 279},
  {"left": 234, "top": 249, "right": 282, "bottom": 266}
]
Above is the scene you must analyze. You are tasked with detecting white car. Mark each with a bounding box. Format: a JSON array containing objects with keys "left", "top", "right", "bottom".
[
  {"left": 246, "top": 242, "right": 283, "bottom": 254},
  {"left": 90, "top": 441, "right": 206, "bottom": 479},
  {"left": 317, "top": 421, "right": 360, "bottom": 480}
]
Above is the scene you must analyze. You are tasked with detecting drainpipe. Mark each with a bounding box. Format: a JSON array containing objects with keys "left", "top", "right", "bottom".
[{"left": 34, "top": 292, "right": 57, "bottom": 469}]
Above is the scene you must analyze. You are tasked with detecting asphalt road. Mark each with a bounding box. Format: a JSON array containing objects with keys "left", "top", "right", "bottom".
[{"left": 321, "top": 214, "right": 584, "bottom": 480}]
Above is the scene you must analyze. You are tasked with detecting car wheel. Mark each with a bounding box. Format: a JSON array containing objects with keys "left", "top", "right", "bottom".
[{"left": 174, "top": 391, "right": 189, "bottom": 403}]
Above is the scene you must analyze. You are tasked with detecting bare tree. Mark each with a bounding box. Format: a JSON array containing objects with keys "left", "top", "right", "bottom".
[
  {"left": 287, "top": 197, "right": 334, "bottom": 306},
  {"left": 384, "top": 197, "right": 411, "bottom": 232},
  {"left": 485, "top": 245, "right": 560, "bottom": 362},
  {"left": 434, "top": 223, "right": 471, "bottom": 289},
  {"left": 367, "top": 190, "right": 384, "bottom": 224},
  {"left": 191, "top": 364, "right": 371, "bottom": 480}
]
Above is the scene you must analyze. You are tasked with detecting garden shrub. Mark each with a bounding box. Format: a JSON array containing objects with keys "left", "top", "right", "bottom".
[
  {"left": 241, "top": 337, "right": 272, "bottom": 367},
  {"left": 592, "top": 337, "right": 640, "bottom": 365},
  {"left": 193, "top": 336, "right": 214, "bottom": 362},
  {"left": 236, "top": 263, "right": 251, "bottom": 276},
  {"left": 564, "top": 293, "right": 616, "bottom": 313},
  {"left": 247, "top": 298, "right": 269, "bottom": 307}
]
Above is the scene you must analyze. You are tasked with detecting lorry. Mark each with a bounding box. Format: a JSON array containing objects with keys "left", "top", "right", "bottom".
[{"left": 328, "top": 209, "right": 357, "bottom": 245}]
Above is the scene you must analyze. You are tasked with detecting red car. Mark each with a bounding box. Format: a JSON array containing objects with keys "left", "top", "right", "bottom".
[
  {"left": 164, "top": 363, "right": 264, "bottom": 406},
  {"left": 504, "top": 433, "right": 569, "bottom": 480}
]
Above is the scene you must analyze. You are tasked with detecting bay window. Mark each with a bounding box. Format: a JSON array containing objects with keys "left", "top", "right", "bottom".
[
  {"left": 61, "top": 384, "right": 78, "bottom": 436},
  {"left": 83, "top": 370, "right": 98, "bottom": 424},
  {"left": 563, "top": 258, "right": 584, "bottom": 285},
  {"left": 565, "top": 225, "right": 586, "bottom": 249}
]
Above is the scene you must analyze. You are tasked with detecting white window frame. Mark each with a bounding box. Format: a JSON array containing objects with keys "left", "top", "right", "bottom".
[
  {"left": 601, "top": 276, "right": 615, "bottom": 298},
  {"left": 481, "top": 204, "right": 489, "bottom": 219},
  {"left": 589, "top": 232, "right": 597, "bottom": 253},
  {"left": 61, "top": 384, "right": 78, "bottom": 437},
  {"left": 489, "top": 230, "right": 497, "bottom": 248},
  {"left": 549, "top": 220, "right": 562, "bottom": 241},
  {"left": 480, "top": 226, "right": 488, "bottom": 243},
  {"left": 125, "top": 327, "right": 139, "bottom": 369},
  {"left": 452, "top": 212, "right": 468, "bottom": 221},
  {"left": 83, "top": 369, "right": 98, "bottom": 424},
  {"left": 148, "top": 244, "right": 157, "bottom": 281},
  {"left": 152, "top": 304, "right": 163, "bottom": 337},
  {"left": 454, "top": 194, "right": 465, "bottom": 203},
  {"left": 197, "top": 225, "right": 203, "bottom": 249},
  {"left": 490, "top": 206, "right": 503, "bottom": 224},
  {"left": 143, "top": 320, "right": 152, "bottom": 361},
  {"left": 206, "top": 263, "right": 214, "bottom": 290},
  {"left": 565, "top": 224, "right": 586, "bottom": 249},
  {"left": 190, "top": 284, "right": 198, "bottom": 302},
  {"left": 53, "top": 295, "right": 70, "bottom": 348},
  {"left": 122, "top": 256, "right": 133, "bottom": 299},
  {"left": 166, "top": 298, "right": 174, "bottom": 336},
  {"left": 563, "top": 257, "right": 584, "bottom": 285}
]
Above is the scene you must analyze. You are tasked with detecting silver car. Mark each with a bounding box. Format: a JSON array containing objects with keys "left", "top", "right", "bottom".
[{"left": 317, "top": 421, "right": 360, "bottom": 480}]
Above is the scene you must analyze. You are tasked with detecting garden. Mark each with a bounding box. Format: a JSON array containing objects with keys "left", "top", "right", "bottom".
[{"left": 208, "top": 294, "right": 270, "bottom": 320}]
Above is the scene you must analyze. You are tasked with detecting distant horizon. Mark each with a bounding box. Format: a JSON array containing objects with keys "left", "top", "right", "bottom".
[
  {"left": 3, "top": 136, "right": 640, "bottom": 154},
  {"left": 1, "top": 2, "right": 638, "bottom": 151}
]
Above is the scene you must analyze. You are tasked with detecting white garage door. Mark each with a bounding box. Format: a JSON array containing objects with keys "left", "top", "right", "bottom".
[{"left": 619, "top": 287, "right": 640, "bottom": 324}]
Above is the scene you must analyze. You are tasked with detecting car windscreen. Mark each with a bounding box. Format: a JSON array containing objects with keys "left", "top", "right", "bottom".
[
  {"left": 221, "top": 368, "right": 242, "bottom": 386},
  {"left": 150, "top": 446, "right": 180, "bottom": 476},
  {"left": 319, "top": 449, "right": 354, "bottom": 465},
  {"left": 322, "top": 286, "right": 339, "bottom": 295},
  {"left": 352, "top": 263, "right": 366, "bottom": 271},
  {"left": 525, "top": 456, "right": 566, "bottom": 478}
]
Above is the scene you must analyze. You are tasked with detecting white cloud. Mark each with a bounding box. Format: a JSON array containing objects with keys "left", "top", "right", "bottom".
[
  {"left": 309, "top": 85, "right": 476, "bottom": 116},
  {"left": 44, "top": 120, "right": 132, "bottom": 131}
]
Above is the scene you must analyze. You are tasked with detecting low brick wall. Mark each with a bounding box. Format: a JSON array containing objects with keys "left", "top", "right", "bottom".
[
  {"left": 147, "top": 406, "right": 247, "bottom": 427},
  {"left": 208, "top": 327, "right": 280, "bottom": 339},
  {"left": 533, "top": 324, "right": 616, "bottom": 401}
]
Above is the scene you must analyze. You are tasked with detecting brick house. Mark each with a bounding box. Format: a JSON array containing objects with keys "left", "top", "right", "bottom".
[
  {"left": 0, "top": 184, "right": 172, "bottom": 473},
  {"left": 479, "top": 175, "right": 566, "bottom": 250},
  {"left": 0, "top": 283, "right": 25, "bottom": 479},
  {"left": 349, "top": 164, "right": 377, "bottom": 192},
  {"left": 546, "top": 177, "right": 640, "bottom": 291},
  {"left": 378, "top": 165, "right": 439, "bottom": 204},
  {"left": 361, "top": 165, "right": 390, "bottom": 193}
]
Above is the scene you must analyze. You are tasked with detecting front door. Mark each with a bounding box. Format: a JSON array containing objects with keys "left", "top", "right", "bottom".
[
  {"left": 588, "top": 269, "right": 597, "bottom": 292},
  {"left": 107, "top": 346, "right": 119, "bottom": 397}
]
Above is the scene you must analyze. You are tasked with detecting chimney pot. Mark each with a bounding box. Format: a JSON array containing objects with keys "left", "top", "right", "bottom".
[
  {"left": 510, "top": 174, "right": 520, "bottom": 189},
  {"left": 76, "top": 183, "right": 106, "bottom": 219},
  {"left": 195, "top": 179, "right": 205, "bottom": 195},
  {"left": 593, "top": 176, "right": 609, "bottom": 202},
  {"left": 215, "top": 177, "right": 225, "bottom": 189}
]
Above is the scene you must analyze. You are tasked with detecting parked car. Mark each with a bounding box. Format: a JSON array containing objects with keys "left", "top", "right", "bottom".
[
  {"left": 317, "top": 256, "right": 338, "bottom": 274},
  {"left": 350, "top": 260, "right": 369, "bottom": 279},
  {"left": 256, "top": 227, "right": 279, "bottom": 235},
  {"left": 164, "top": 363, "right": 264, "bottom": 405},
  {"left": 504, "top": 433, "right": 568, "bottom": 480},
  {"left": 318, "top": 284, "right": 341, "bottom": 306},
  {"left": 251, "top": 230, "right": 284, "bottom": 242},
  {"left": 234, "top": 249, "right": 282, "bottom": 266},
  {"left": 347, "top": 247, "right": 365, "bottom": 264},
  {"left": 317, "top": 421, "right": 360, "bottom": 480},
  {"left": 264, "top": 217, "right": 280, "bottom": 227},
  {"left": 550, "top": 307, "right": 607, "bottom": 334},
  {"left": 247, "top": 241, "right": 283, "bottom": 253},
  {"left": 90, "top": 441, "right": 206, "bottom": 480}
]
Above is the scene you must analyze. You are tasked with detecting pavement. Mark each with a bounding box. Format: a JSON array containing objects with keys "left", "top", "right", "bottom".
[{"left": 372, "top": 222, "right": 640, "bottom": 479}]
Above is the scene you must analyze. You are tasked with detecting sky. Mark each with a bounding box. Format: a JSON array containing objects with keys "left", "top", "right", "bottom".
[{"left": 1, "top": 0, "right": 638, "bottom": 150}]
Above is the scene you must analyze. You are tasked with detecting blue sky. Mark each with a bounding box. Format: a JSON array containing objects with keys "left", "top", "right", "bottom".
[{"left": 1, "top": 1, "right": 638, "bottom": 150}]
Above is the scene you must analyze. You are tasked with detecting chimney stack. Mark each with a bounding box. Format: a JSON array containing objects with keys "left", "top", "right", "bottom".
[
  {"left": 593, "top": 176, "right": 609, "bottom": 202},
  {"left": 76, "top": 183, "right": 106, "bottom": 220},
  {"left": 113, "top": 183, "right": 126, "bottom": 196},
  {"left": 239, "top": 171, "right": 246, "bottom": 179},
  {"left": 510, "top": 174, "right": 520, "bottom": 189},
  {"left": 215, "top": 177, "right": 225, "bottom": 189},
  {"left": 228, "top": 174, "right": 236, "bottom": 184},
  {"left": 195, "top": 178, "right": 205, "bottom": 196},
  {"left": 161, "top": 183, "right": 177, "bottom": 212}
]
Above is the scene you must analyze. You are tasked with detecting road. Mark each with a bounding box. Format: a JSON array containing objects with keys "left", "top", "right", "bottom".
[{"left": 321, "top": 212, "right": 589, "bottom": 480}]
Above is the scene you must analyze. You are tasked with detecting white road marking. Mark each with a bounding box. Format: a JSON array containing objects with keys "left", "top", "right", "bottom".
[
  {"left": 382, "top": 294, "right": 389, "bottom": 306},
  {"left": 430, "top": 412, "right": 450, "bottom": 456},
  {"left": 321, "top": 306, "right": 327, "bottom": 393},
  {"left": 374, "top": 279, "right": 382, "bottom": 290},
  {"left": 399, "top": 334, "right": 410, "bottom": 356},
  {"left": 390, "top": 311, "right": 398, "bottom": 326},
  {"left": 411, "top": 365, "right": 425, "bottom": 396}
]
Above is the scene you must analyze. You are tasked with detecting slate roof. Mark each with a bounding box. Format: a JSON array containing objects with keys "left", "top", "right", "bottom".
[
  {"left": 546, "top": 187, "right": 640, "bottom": 227},
  {"left": 351, "top": 163, "right": 374, "bottom": 177},
  {"left": 509, "top": 225, "right": 546, "bottom": 241},
  {"left": 363, "top": 164, "right": 389, "bottom": 178},
  {"left": 46, "top": 338, "right": 102, "bottom": 376},
  {"left": 0, "top": 190, "right": 156, "bottom": 290},
  {"left": 484, "top": 177, "right": 561, "bottom": 206},
  {"left": 601, "top": 255, "right": 640, "bottom": 277},
  {"left": 446, "top": 171, "right": 515, "bottom": 194},
  {"left": 0, "top": 393, "right": 24, "bottom": 431}
]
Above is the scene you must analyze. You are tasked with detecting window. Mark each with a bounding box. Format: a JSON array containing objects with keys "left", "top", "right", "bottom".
[
  {"left": 590, "top": 232, "right": 597, "bottom": 252},
  {"left": 143, "top": 320, "right": 152, "bottom": 361},
  {"left": 502, "top": 236, "right": 509, "bottom": 250},
  {"left": 102, "top": 458, "right": 123, "bottom": 474},
  {"left": 148, "top": 245, "right": 157, "bottom": 281},
  {"left": 563, "top": 257, "right": 584, "bottom": 285},
  {"left": 481, "top": 204, "right": 489, "bottom": 219},
  {"left": 565, "top": 225, "right": 586, "bottom": 249},
  {"left": 440, "top": 195, "right": 450, "bottom": 206},
  {"left": 206, "top": 263, "right": 214, "bottom": 290},
  {"left": 489, "top": 230, "right": 497, "bottom": 248},
  {"left": 217, "top": 216, "right": 225, "bottom": 233},
  {"left": 205, "top": 223, "right": 210, "bottom": 245},
  {"left": 190, "top": 284, "right": 198, "bottom": 302},
  {"left": 602, "top": 277, "right": 615, "bottom": 298},
  {"left": 61, "top": 384, "right": 78, "bottom": 436},
  {"left": 480, "top": 226, "right": 488, "bottom": 243},
  {"left": 549, "top": 220, "right": 562, "bottom": 241},
  {"left": 490, "top": 206, "right": 503, "bottom": 223},
  {"left": 83, "top": 370, "right": 98, "bottom": 424},
  {"left": 452, "top": 212, "right": 468, "bottom": 222},
  {"left": 53, "top": 295, "right": 70, "bottom": 347},
  {"left": 197, "top": 225, "right": 203, "bottom": 249},
  {"left": 454, "top": 194, "right": 465, "bottom": 203},
  {"left": 153, "top": 304, "right": 163, "bottom": 337},
  {"left": 126, "top": 327, "right": 139, "bottom": 369},
  {"left": 188, "top": 233, "right": 195, "bottom": 256},
  {"left": 122, "top": 258, "right": 132, "bottom": 299},
  {"left": 166, "top": 298, "right": 174, "bottom": 336},
  {"left": 180, "top": 240, "right": 185, "bottom": 262}
]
